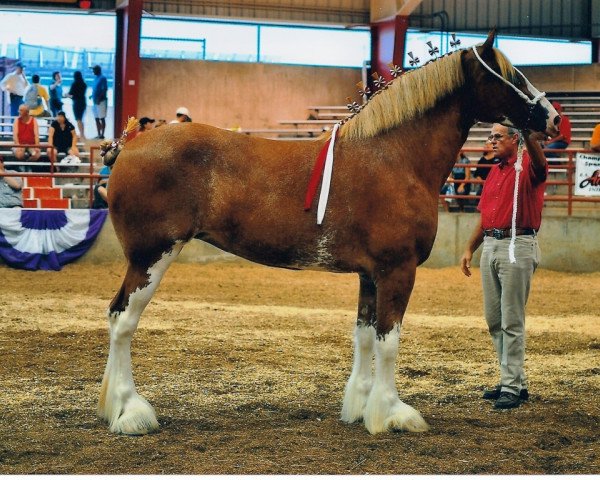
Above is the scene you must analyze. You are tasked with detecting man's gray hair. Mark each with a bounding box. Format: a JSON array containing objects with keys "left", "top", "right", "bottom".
[{"left": 506, "top": 126, "right": 521, "bottom": 139}]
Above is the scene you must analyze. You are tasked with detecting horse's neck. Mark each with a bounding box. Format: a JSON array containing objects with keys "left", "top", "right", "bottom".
[{"left": 379, "top": 93, "right": 472, "bottom": 189}]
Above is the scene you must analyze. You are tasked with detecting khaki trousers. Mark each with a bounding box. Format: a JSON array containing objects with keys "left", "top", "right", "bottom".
[{"left": 480, "top": 234, "right": 540, "bottom": 395}]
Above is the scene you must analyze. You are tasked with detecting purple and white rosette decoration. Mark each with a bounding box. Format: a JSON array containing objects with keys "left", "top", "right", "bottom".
[{"left": 0, "top": 209, "right": 108, "bottom": 271}]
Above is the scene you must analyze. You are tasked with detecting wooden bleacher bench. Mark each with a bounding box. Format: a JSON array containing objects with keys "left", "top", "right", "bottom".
[{"left": 278, "top": 119, "right": 336, "bottom": 126}]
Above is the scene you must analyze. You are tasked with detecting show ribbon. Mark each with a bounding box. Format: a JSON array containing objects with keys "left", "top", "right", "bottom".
[
  {"left": 316, "top": 123, "right": 340, "bottom": 225},
  {"left": 303, "top": 123, "right": 340, "bottom": 224}
]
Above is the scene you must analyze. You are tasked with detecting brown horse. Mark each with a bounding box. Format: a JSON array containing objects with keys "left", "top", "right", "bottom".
[{"left": 99, "top": 31, "right": 559, "bottom": 435}]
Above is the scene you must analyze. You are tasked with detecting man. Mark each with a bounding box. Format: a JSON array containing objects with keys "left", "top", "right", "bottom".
[
  {"left": 170, "top": 106, "right": 192, "bottom": 123},
  {"left": 591, "top": 123, "right": 600, "bottom": 152},
  {"left": 24, "top": 74, "right": 50, "bottom": 117},
  {"left": 543, "top": 101, "right": 571, "bottom": 158},
  {"left": 48, "top": 71, "right": 64, "bottom": 117},
  {"left": 12, "top": 104, "right": 41, "bottom": 172},
  {"left": 460, "top": 124, "right": 548, "bottom": 410},
  {"left": 0, "top": 62, "right": 29, "bottom": 117},
  {"left": 90, "top": 65, "right": 108, "bottom": 139},
  {"left": 0, "top": 155, "right": 23, "bottom": 208},
  {"left": 138, "top": 117, "right": 156, "bottom": 133}
]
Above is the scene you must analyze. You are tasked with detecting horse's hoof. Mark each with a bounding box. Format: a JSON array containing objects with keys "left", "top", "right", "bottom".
[{"left": 108, "top": 396, "right": 159, "bottom": 435}]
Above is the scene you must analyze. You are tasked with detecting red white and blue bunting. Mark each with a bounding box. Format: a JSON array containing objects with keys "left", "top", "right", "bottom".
[{"left": 0, "top": 209, "right": 108, "bottom": 271}]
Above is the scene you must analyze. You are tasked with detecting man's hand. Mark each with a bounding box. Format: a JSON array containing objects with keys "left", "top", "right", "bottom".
[{"left": 460, "top": 250, "right": 473, "bottom": 277}]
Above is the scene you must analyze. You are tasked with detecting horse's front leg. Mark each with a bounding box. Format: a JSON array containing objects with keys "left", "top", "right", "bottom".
[
  {"left": 341, "top": 274, "right": 376, "bottom": 423},
  {"left": 363, "top": 263, "right": 429, "bottom": 434},
  {"left": 98, "top": 243, "right": 183, "bottom": 435}
]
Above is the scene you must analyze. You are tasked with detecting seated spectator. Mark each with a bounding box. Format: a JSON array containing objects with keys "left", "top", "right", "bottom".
[
  {"left": 138, "top": 117, "right": 155, "bottom": 133},
  {"left": 440, "top": 176, "right": 456, "bottom": 212},
  {"left": 453, "top": 152, "right": 472, "bottom": 212},
  {"left": 473, "top": 139, "right": 499, "bottom": 197},
  {"left": 47, "top": 111, "right": 80, "bottom": 168},
  {"left": 0, "top": 156, "right": 23, "bottom": 208},
  {"left": 12, "top": 104, "right": 41, "bottom": 173},
  {"left": 591, "top": 123, "right": 600, "bottom": 152},
  {"left": 543, "top": 101, "right": 571, "bottom": 159},
  {"left": 170, "top": 106, "right": 192, "bottom": 123},
  {"left": 93, "top": 164, "right": 111, "bottom": 209},
  {"left": 23, "top": 74, "right": 50, "bottom": 117}
]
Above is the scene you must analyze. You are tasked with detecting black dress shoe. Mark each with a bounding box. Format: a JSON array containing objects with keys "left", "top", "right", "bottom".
[
  {"left": 494, "top": 392, "right": 522, "bottom": 409},
  {"left": 483, "top": 385, "right": 529, "bottom": 401}
]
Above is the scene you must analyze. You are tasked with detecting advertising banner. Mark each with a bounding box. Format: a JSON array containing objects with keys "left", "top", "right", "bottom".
[{"left": 575, "top": 152, "right": 600, "bottom": 196}]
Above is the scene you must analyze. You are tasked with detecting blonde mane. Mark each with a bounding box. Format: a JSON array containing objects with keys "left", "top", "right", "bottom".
[{"left": 339, "top": 46, "right": 517, "bottom": 141}]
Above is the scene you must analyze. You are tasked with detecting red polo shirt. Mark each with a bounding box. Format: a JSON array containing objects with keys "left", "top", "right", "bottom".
[{"left": 478, "top": 151, "right": 548, "bottom": 230}]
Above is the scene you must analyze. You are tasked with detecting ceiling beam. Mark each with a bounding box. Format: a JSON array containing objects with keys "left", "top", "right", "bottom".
[{"left": 370, "top": 0, "right": 423, "bottom": 22}]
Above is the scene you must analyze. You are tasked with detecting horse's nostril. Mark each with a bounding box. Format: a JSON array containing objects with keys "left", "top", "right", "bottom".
[{"left": 554, "top": 115, "right": 561, "bottom": 126}]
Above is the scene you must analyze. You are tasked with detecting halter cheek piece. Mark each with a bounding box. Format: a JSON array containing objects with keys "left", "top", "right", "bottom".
[{"left": 471, "top": 46, "right": 546, "bottom": 130}]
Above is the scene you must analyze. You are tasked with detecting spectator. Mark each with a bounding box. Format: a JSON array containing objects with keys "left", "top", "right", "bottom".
[
  {"left": 473, "top": 138, "right": 500, "bottom": 197},
  {"left": 93, "top": 164, "right": 111, "bottom": 209},
  {"left": 460, "top": 124, "right": 548, "bottom": 410},
  {"left": 46, "top": 111, "right": 80, "bottom": 165},
  {"left": 12, "top": 104, "right": 41, "bottom": 172},
  {"left": 590, "top": 123, "right": 600, "bottom": 152},
  {"left": 24, "top": 74, "right": 50, "bottom": 117},
  {"left": 48, "top": 71, "right": 64, "bottom": 117},
  {"left": 543, "top": 101, "right": 571, "bottom": 159},
  {"left": 440, "top": 175, "right": 456, "bottom": 212},
  {"left": 0, "top": 62, "right": 28, "bottom": 117},
  {"left": 0, "top": 156, "right": 23, "bottom": 208},
  {"left": 450, "top": 152, "right": 472, "bottom": 212},
  {"left": 138, "top": 117, "right": 155, "bottom": 133},
  {"left": 170, "top": 106, "right": 192, "bottom": 123},
  {"left": 90, "top": 65, "right": 108, "bottom": 139},
  {"left": 68, "top": 71, "right": 88, "bottom": 140}
]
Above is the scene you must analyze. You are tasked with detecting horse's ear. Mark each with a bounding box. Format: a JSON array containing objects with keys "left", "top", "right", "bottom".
[{"left": 481, "top": 28, "right": 496, "bottom": 53}]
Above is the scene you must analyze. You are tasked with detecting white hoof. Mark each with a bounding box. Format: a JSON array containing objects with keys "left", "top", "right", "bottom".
[
  {"left": 103, "top": 395, "right": 159, "bottom": 435},
  {"left": 341, "top": 377, "right": 372, "bottom": 423},
  {"left": 363, "top": 391, "right": 429, "bottom": 434}
]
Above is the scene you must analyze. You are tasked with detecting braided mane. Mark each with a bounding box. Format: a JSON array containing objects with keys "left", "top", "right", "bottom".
[{"left": 339, "top": 46, "right": 517, "bottom": 141}]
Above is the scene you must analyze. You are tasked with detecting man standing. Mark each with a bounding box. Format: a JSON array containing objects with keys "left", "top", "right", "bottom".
[
  {"left": 90, "top": 65, "right": 108, "bottom": 139},
  {"left": 460, "top": 124, "right": 548, "bottom": 410},
  {"left": 0, "top": 62, "right": 29, "bottom": 117}
]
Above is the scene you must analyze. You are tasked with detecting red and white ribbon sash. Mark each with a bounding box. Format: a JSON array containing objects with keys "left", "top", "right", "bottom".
[{"left": 303, "top": 123, "right": 340, "bottom": 225}]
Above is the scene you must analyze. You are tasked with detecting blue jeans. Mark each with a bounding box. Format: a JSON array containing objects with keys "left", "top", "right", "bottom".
[
  {"left": 9, "top": 93, "right": 22, "bottom": 117},
  {"left": 544, "top": 140, "right": 568, "bottom": 158}
]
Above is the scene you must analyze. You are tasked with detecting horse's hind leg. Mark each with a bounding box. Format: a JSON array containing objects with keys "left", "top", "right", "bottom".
[
  {"left": 341, "top": 274, "right": 376, "bottom": 423},
  {"left": 363, "top": 263, "right": 429, "bottom": 434},
  {"left": 98, "top": 241, "right": 185, "bottom": 435}
]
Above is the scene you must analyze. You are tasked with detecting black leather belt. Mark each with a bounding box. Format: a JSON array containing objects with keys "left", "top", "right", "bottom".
[{"left": 483, "top": 228, "right": 536, "bottom": 240}]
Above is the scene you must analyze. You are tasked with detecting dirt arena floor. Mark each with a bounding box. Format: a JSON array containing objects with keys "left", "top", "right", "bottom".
[{"left": 0, "top": 259, "right": 599, "bottom": 474}]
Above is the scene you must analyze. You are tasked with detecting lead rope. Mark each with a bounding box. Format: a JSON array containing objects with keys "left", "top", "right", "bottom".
[{"left": 509, "top": 133, "right": 525, "bottom": 263}]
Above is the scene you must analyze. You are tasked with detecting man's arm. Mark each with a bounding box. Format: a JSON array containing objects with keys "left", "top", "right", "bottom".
[
  {"left": 12, "top": 118, "right": 19, "bottom": 144},
  {"left": 460, "top": 217, "right": 483, "bottom": 277},
  {"left": 524, "top": 131, "right": 548, "bottom": 180}
]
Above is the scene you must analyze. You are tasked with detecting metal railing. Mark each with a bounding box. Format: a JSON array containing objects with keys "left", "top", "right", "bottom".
[{"left": 0, "top": 144, "right": 103, "bottom": 208}]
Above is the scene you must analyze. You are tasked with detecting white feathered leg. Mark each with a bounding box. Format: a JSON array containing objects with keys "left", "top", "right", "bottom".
[
  {"left": 99, "top": 243, "right": 183, "bottom": 435},
  {"left": 341, "top": 323, "right": 375, "bottom": 423},
  {"left": 363, "top": 324, "right": 429, "bottom": 434}
]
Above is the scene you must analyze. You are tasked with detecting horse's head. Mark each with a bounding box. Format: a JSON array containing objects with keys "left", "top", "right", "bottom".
[{"left": 462, "top": 30, "right": 560, "bottom": 137}]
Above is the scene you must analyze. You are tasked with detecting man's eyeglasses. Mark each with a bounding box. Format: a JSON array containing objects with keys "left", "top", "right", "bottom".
[{"left": 487, "top": 133, "right": 505, "bottom": 142}]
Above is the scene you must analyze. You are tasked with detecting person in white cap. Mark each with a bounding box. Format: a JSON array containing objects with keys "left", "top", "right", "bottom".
[{"left": 170, "top": 106, "right": 192, "bottom": 123}]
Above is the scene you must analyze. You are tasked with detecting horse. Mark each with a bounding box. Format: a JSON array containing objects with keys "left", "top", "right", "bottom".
[{"left": 98, "top": 30, "right": 559, "bottom": 436}]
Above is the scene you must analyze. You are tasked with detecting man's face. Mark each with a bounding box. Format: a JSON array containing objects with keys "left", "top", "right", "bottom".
[
  {"left": 488, "top": 124, "right": 517, "bottom": 160},
  {"left": 18, "top": 105, "right": 28, "bottom": 117}
]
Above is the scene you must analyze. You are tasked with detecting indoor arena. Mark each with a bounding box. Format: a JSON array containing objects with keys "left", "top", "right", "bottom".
[{"left": 1, "top": 0, "right": 599, "bottom": 475}]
